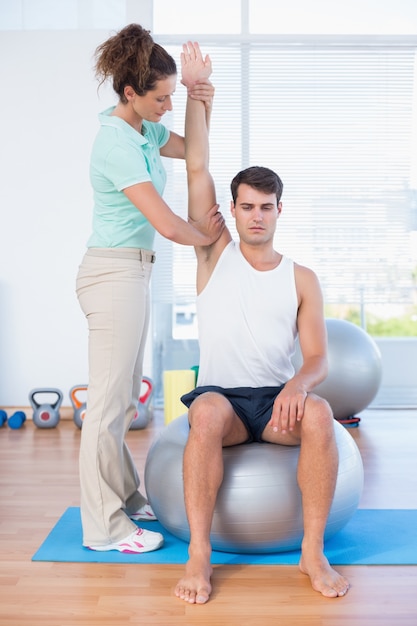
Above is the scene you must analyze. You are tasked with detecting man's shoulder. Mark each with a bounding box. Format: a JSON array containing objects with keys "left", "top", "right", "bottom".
[
  {"left": 196, "top": 235, "right": 234, "bottom": 294},
  {"left": 293, "top": 260, "right": 317, "bottom": 277},
  {"left": 196, "top": 231, "right": 233, "bottom": 265},
  {"left": 293, "top": 262, "right": 323, "bottom": 298}
]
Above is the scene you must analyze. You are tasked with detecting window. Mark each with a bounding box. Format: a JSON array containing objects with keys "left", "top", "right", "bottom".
[
  {"left": 0, "top": 0, "right": 127, "bottom": 30},
  {"left": 150, "top": 1, "right": 417, "bottom": 402}
]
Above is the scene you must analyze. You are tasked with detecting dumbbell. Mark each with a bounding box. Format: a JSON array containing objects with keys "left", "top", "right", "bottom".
[
  {"left": 0, "top": 409, "right": 26, "bottom": 429},
  {"left": 69, "top": 385, "right": 88, "bottom": 429},
  {"left": 8, "top": 411, "right": 26, "bottom": 429},
  {"left": 129, "top": 376, "right": 154, "bottom": 430},
  {"left": 29, "top": 388, "right": 63, "bottom": 428}
]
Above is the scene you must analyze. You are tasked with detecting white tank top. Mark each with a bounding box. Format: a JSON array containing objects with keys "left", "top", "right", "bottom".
[{"left": 197, "top": 241, "right": 298, "bottom": 388}]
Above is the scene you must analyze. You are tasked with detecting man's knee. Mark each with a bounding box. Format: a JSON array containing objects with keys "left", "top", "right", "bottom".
[
  {"left": 303, "top": 394, "right": 334, "bottom": 432},
  {"left": 188, "top": 392, "right": 231, "bottom": 431}
]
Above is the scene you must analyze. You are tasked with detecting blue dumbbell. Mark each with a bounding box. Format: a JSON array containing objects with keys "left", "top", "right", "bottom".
[
  {"left": 8, "top": 411, "right": 26, "bottom": 429},
  {"left": 0, "top": 410, "right": 7, "bottom": 427}
]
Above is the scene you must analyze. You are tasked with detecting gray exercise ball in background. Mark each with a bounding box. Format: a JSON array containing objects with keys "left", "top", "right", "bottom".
[
  {"left": 145, "top": 413, "right": 364, "bottom": 554},
  {"left": 292, "top": 318, "right": 382, "bottom": 420}
]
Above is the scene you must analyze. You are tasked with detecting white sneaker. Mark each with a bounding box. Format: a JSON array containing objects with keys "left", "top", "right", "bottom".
[
  {"left": 129, "top": 503, "right": 157, "bottom": 521},
  {"left": 88, "top": 527, "right": 163, "bottom": 554}
]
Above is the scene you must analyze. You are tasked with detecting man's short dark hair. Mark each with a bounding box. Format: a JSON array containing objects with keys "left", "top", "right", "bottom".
[{"left": 230, "top": 166, "right": 283, "bottom": 204}]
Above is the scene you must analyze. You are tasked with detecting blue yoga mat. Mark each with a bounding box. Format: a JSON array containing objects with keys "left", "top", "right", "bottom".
[{"left": 32, "top": 507, "right": 417, "bottom": 565}]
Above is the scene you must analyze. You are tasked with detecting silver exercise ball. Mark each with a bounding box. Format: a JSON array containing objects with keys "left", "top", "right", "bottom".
[
  {"left": 145, "top": 413, "right": 364, "bottom": 554},
  {"left": 292, "top": 318, "right": 382, "bottom": 420}
]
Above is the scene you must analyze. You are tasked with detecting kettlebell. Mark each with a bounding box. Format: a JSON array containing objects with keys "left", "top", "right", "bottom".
[
  {"left": 29, "top": 388, "right": 63, "bottom": 428},
  {"left": 129, "top": 376, "right": 154, "bottom": 430},
  {"left": 69, "top": 385, "right": 88, "bottom": 429}
]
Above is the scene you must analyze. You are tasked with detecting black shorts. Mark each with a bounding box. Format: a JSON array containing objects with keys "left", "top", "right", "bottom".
[{"left": 181, "top": 385, "right": 286, "bottom": 443}]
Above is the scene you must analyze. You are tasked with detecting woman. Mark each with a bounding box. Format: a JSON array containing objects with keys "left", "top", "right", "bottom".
[{"left": 76, "top": 24, "right": 221, "bottom": 553}]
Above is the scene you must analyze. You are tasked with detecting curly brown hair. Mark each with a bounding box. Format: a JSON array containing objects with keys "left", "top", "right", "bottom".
[{"left": 94, "top": 23, "right": 177, "bottom": 103}]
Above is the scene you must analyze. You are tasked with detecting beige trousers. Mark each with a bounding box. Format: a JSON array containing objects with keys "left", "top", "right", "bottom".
[{"left": 76, "top": 248, "right": 154, "bottom": 546}]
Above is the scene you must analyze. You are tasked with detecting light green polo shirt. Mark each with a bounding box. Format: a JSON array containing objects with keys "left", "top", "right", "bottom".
[{"left": 87, "top": 106, "right": 170, "bottom": 249}]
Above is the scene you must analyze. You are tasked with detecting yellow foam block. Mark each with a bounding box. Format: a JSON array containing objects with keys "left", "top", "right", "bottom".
[{"left": 163, "top": 369, "right": 196, "bottom": 424}]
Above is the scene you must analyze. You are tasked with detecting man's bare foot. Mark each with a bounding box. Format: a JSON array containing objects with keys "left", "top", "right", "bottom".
[
  {"left": 299, "top": 551, "right": 350, "bottom": 598},
  {"left": 174, "top": 553, "right": 213, "bottom": 604}
]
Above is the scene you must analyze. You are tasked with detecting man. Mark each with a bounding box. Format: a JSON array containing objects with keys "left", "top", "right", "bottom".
[{"left": 175, "top": 42, "right": 349, "bottom": 605}]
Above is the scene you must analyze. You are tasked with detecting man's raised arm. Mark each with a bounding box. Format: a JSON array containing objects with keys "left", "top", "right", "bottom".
[{"left": 181, "top": 42, "right": 217, "bottom": 225}]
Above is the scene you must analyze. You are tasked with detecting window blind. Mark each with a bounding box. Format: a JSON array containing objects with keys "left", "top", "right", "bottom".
[
  {"left": 150, "top": 41, "right": 417, "bottom": 400},
  {"left": 153, "top": 43, "right": 416, "bottom": 302}
]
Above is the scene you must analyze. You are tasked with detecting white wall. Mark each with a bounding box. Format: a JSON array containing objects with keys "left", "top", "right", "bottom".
[
  {"left": 0, "top": 30, "right": 153, "bottom": 406},
  {"left": 372, "top": 338, "right": 417, "bottom": 407}
]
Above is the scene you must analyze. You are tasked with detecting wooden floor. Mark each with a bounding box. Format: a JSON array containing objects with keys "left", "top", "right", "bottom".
[{"left": 0, "top": 406, "right": 416, "bottom": 625}]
